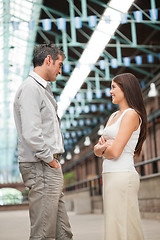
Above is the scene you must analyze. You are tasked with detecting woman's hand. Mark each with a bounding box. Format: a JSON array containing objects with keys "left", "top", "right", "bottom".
[
  {"left": 94, "top": 142, "right": 107, "bottom": 157},
  {"left": 98, "top": 135, "right": 107, "bottom": 145},
  {"left": 94, "top": 137, "right": 114, "bottom": 157},
  {"left": 94, "top": 136, "right": 108, "bottom": 157}
]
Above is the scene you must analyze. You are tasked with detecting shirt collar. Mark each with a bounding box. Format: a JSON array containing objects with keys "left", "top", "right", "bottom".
[{"left": 29, "top": 71, "right": 48, "bottom": 88}]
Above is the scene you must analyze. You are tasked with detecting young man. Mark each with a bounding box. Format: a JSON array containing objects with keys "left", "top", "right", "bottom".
[{"left": 14, "top": 43, "right": 73, "bottom": 240}]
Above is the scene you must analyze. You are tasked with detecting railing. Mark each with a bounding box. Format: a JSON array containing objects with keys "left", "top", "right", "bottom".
[
  {"left": 135, "top": 156, "right": 160, "bottom": 176},
  {"left": 65, "top": 156, "right": 160, "bottom": 196},
  {"left": 65, "top": 175, "right": 102, "bottom": 196},
  {"left": 135, "top": 156, "right": 160, "bottom": 167}
]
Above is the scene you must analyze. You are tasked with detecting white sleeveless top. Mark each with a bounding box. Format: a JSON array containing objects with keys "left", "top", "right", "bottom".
[{"left": 102, "top": 108, "right": 141, "bottom": 173}]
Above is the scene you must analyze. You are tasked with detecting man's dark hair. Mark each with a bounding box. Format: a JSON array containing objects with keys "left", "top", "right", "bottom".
[{"left": 33, "top": 43, "right": 65, "bottom": 67}]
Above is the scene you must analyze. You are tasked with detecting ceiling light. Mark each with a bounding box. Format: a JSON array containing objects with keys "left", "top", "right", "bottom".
[
  {"left": 148, "top": 83, "right": 158, "bottom": 97},
  {"left": 60, "top": 158, "right": 65, "bottom": 165},
  {"left": 84, "top": 136, "right": 91, "bottom": 146},
  {"left": 66, "top": 152, "right": 72, "bottom": 160},
  {"left": 74, "top": 145, "right": 80, "bottom": 154},
  {"left": 98, "top": 125, "right": 104, "bottom": 136}
]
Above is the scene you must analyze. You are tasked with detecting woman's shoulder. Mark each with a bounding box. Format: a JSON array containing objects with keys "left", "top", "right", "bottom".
[
  {"left": 121, "top": 109, "right": 140, "bottom": 129},
  {"left": 123, "top": 108, "right": 139, "bottom": 118}
]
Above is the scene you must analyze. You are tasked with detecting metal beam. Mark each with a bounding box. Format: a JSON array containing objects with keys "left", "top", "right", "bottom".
[
  {"left": 2, "top": 0, "right": 10, "bottom": 171},
  {"left": 69, "top": 0, "right": 77, "bottom": 43},
  {"left": 129, "top": 65, "right": 154, "bottom": 77},
  {"left": 81, "top": 0, "right": 88, "bottom": 19}
]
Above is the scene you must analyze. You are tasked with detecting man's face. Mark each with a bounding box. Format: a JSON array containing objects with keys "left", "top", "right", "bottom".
[{"left": 49, "top": 54, "right": 63, "bottom": 82}]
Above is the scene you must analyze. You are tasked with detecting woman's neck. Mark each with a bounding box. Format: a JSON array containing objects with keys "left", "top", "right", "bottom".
[{"left": 118, "top": 101, "right": 130, "bottom": 112}]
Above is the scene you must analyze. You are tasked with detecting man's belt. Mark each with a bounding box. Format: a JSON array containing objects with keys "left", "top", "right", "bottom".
[{"left": 53, "top": 153, "right": 62, "bottom": 161}]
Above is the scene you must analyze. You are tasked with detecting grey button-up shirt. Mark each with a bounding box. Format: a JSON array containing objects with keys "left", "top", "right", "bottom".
[{"left": 13, "top": 72, "right": 64, "bottom": 163}]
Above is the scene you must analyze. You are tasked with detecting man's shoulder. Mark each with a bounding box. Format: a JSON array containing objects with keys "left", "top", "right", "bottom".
[
  {"left": 18, "top": 76, "right": 42, "bottom": 92},
  {"left": 23, "top": 76, "right": 38, "bottom": 87},
  {"left": 15, "top": 76, "right": 44, "bottom": 101}
]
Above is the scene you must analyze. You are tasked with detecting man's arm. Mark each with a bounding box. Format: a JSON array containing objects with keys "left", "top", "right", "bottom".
[{"left": 19, "top": 84, "right": 53, "bottom": 163}]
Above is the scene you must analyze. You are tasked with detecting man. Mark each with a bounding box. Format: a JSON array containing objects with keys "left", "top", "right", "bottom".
[{"left": 14, "top": 43, "right": 73, "bottom": 240}]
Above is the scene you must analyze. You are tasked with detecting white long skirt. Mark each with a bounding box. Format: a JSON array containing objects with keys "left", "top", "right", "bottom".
[{"left": 102, "top": 172, "right": 144, "bottom": 240}]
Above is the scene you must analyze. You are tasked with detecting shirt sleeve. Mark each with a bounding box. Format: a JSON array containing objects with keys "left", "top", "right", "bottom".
[{"left": 19, "top": 84, "right": 53, "bottom": 163}]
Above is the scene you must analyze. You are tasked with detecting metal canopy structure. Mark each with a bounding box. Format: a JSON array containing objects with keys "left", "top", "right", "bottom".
[
  {"left": 0, "top": 0, "right": 42, "bottom": 183},
  {"left": 0, "top": 0, "right": 160, "bottom": 182},
  {"left": 36, "top": 0, "right": 160, "bottom": 162}
]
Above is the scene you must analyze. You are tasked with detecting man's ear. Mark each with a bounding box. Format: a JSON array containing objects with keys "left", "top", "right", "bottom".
[{"left": 45, "top": 55, "right": 52, "bottom": 65}]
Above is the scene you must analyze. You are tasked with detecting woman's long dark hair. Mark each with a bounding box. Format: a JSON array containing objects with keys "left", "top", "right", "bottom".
[{"left": 113, "top": 73, "right": 147, "bottom": 156}]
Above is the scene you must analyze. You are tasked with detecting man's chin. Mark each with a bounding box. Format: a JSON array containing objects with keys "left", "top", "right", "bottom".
[{"left": 50, "top": 78, "right": 56, "bottom": 82}]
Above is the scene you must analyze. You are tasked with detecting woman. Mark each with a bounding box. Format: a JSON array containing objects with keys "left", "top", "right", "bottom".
[{"left": 94, "top": 73, "right": 147, "bottom": 240}]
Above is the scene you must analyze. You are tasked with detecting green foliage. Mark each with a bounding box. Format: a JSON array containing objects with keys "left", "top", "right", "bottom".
[{"left": 64, "top": 171, "right": 76, "bottom": 186}]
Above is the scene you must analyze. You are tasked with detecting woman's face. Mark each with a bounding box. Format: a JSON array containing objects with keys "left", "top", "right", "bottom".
[{"left": 110, "top": 80, "right": 125, "bottom": 104}]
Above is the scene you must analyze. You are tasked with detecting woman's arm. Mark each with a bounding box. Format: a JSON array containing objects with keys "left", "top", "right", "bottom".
[
  {"left": 102, "top": 110, "right": 139, "bottom": 159},
  {"left": 94, "top": 140, "right": 108, "bottom": 157},
  {"left": 94, "top": 113, "right": 116, "bottom": 157},
  {"left": 94, "top": 138, "right": 114, "bottom": 157}
]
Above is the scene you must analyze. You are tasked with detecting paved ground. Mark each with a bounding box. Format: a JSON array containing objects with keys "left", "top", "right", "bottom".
[{"left": 0, "top": 210, "right": 160, "bottom": 240}]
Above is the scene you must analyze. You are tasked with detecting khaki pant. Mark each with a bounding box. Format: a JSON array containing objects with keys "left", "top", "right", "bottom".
[
  {"left": 19, "top": 161, "right": 73, "bottom": 240},
  {"left": 103, "top": 172, "right": 144, "bottom": 240}
]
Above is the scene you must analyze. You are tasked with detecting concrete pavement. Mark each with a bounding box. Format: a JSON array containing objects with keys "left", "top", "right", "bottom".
[{"left": 0, "top": 210, "right": 159, "bottom": 240}]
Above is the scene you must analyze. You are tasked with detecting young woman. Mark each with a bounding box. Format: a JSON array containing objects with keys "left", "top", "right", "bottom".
[{"left": 94, "top": 73, "right": 147, "bottom": 240}]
